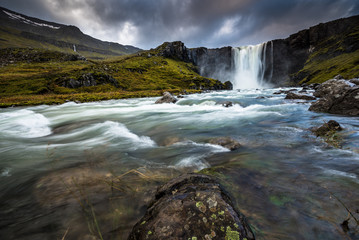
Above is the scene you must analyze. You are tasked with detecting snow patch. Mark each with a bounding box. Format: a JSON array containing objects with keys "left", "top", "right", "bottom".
[{"left": 3, "top": 10, "right": 61, "bottom": 29}]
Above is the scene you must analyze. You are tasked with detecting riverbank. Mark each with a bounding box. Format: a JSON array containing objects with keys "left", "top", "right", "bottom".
[{"left": 0, "top": 89, "right": 202, "bottom": 108}]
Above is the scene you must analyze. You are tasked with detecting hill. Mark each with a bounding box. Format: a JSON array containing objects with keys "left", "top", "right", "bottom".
[
  {"left": 0, "top": 6, "right": 141, "bottom": 59},
  {"left": 0, "top": 45, "right": 230, "bottom": 107}
]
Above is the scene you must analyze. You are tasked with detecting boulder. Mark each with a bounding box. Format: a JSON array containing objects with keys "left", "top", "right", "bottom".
[
  {"left": 311, "top": 120, "right": 342, "bottom": 137},
  {"left": 155, "top": 92, "right": 178, "bottom": 104},
  {"left": 313, "top": 79, "right": 354, "bottom": 98},
  {"left": 285, "top": 92, "right": 316, "bottom": 100},
  {"left": 273, "top": 89, "right": 297, "bottom": 95},
  {"left": 309, "top": 79, "right": 359, "bottom": 115},
  {"left": 209, "top": 137, "right": 241, "bottom": 151},
  {"left": 127, "top": 173, "right": 255, "bottom": 240},
  {"left": 220, "top": 101, "right": 233, "bottom": 108},
  {"left": 224, "top": 81, "right": 233, "bottom": 90}
]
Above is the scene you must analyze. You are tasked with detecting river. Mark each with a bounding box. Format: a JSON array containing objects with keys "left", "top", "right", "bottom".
[{"left": 0, "top": 89, "right": 358, "bottom": 239}]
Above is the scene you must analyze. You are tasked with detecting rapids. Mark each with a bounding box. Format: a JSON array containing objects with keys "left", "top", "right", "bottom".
[{"left": 0, "top": 89, "right": 359, "bottom": 239}]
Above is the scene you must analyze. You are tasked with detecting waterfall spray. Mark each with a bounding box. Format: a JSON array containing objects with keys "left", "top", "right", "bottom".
[{"left": 232, "top": 42, "right": 271, "bottom": 89}]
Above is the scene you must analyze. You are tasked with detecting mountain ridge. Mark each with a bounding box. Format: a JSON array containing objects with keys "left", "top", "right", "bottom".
[{"left": 0, "top": 6, "right": 141, "bottom": 59}]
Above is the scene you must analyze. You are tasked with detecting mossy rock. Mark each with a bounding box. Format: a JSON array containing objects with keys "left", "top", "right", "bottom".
[{"left": 127, "top": 173, "right": 255, "bottom": 240}]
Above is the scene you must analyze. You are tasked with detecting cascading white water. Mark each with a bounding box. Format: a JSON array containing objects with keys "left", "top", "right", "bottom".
[{"left": 232, "top": 42, "right": 271, "bottom": 89}]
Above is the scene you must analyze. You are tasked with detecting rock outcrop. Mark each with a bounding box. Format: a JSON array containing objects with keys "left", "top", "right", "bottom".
[
  {"left": 128, "top": 173, "right": 255, "bottom": 240},
  {"left": 284, "top": 92, "right": 316, "bottom": 100},
  {"left": 61, "top": 73, "right": 118, "bottom": 88},
  {"left": 309, "top": 78, "right": 359, "bottom": 115},
  {"left": 155, "top": 92, "right": 178, "bottom": 104},
  {"left": 265, "top": 15, "right": 359, "bottom": 86},
  {"left": 311, "top": 120, "right": 342, "bottom": 137}
]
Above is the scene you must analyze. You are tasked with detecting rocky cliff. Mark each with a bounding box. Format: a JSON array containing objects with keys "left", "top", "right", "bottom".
[
  {"left": 267, "top": 14, "right": 359, "bottom": 86},
  {"left": 156, "top": 14, "right": 359, "bottom": 87}
]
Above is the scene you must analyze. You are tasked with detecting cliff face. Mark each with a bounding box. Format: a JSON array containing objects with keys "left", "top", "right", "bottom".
[
  {"left": 268, "top": 14, "right": 359, "bottom": 86},
  {"left": 155, "top": 14, "right": 359, "bottom": 87},
  {"left": 155, "top": 41, "right": 233, "bottom": 82},
  {"left": 189, "top": 47, "right": 233, "bottom": 82}
]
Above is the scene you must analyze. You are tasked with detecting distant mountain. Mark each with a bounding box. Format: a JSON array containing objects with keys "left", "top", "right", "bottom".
[{"left": 0, "top": 6, "right": 141, "bottom": 59}]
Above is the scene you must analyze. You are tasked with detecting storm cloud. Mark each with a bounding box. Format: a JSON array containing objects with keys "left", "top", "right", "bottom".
[{"left": 1, "top": 0, "right": 358, "bottom": 49}]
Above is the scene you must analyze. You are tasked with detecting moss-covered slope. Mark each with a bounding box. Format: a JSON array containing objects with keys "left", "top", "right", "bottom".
[
  {"left": 0, "top": 47, "right": 228, "bottom": 107},
  {"left": 289, "top": 15, "right": 359, "bottom": 85}
]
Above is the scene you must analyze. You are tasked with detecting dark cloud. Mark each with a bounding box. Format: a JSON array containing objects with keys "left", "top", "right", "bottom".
[{"left": 1, "top": 0, "right": 359, "bottom": 49}]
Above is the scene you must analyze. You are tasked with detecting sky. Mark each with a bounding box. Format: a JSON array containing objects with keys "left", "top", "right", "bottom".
[{"left": 1, "top": 0, "right": 359, "bottom": 49}]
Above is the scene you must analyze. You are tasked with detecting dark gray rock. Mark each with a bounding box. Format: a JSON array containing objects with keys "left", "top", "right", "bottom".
[
  {"left": 155, "top": 92, "right": 178, "bottom": 104},
  {"left": 209, "top": 137, "right": 241, "bottom": 151},
  {"left": 309, "top": 79, "right": 359, "bottom": 115},
  {"left": 273, "top": 89, "right": 297, "bottom": 95},
  {"left": 127, "top": 173, "right": 255, "bottom": 240},
  {"left": 224, "top": 81, "right": 233, "bottom": 90},
  {"left": 220, "top": 101, "right": 233, "bottom": 108},
  {"left": 313, "top": 79, "right": 353, "bottom": 98},
  {"left": 349, "top": 78, "right": 359, "bottom": 85},
  {"left": 285, "top": 92, "right": 316, "bottom": 100},
  {"left": 62, "top": 73, "right": 118, "bottom": 88},
  {"left": 311, "top": 120, "right": 342, "bottom": 137}
]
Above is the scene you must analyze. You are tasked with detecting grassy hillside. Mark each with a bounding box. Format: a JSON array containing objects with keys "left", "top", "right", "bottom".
[
  {"left": 0, "top": 7, "right": 141, "bottom": 59},
  {"left": 0, "top": 48, "right": 226, "bottom": 107},
  {"left": 291, "top": 18, "right": 359, "bottom": 84}
]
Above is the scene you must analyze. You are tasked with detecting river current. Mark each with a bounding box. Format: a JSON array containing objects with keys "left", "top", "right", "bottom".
[{"left": 1, "top": 89, "right": 359, "bottom": 239}]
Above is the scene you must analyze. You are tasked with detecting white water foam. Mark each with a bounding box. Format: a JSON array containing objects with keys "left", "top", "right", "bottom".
[
  {"left": 0, "top": 109, "right": 51, "bottom": 138},
  {"left": 175, "top": 156, "right": 210, "bottom": 170},
  {"left": 0, "top": 168, "right": 11, "bottom": 177},
  {"left": 103, "top": 121, "right": 156, "bottom": 148},
  {"left": 324, "top": 169, "right": 358, "bottom": 181},
  {"left": 172, "top": 140, "right": 230, "bottom": 153}
]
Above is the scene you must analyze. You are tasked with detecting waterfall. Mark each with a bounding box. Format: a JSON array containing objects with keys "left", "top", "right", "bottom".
[{"left": 232, "top": 42, "right": 271, "bottom": 89}]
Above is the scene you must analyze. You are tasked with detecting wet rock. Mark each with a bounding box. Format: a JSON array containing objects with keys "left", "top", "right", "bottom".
[
  {"left": 224, "top": 81, "right": 233, "bottom": 90},
  {"left": 61, "top": 73, "right": 118, "bottom": 88},
  {"left": 311, "top": 120, "right": 342, "bottom": 137},
  {"left": 127, "top": 173, "right": 255, "bottom": 240},
  {"left": 349, "top": 78, "right": 359, "bottom": 85},
  {"left": 273, "top": 89, "right": 297, "bottom": 95},
  {"left": 313, "top": 79, "right": 354, "bottom": 98},
  {"left": 284, "top": 92, "right": 316, "bottom": 100},
  {"left": 209, "top": 137, "right": 241, "bottom": 151},
  {"left": 220, "top": 101, "right": 233, "bottom": 108},
  {"left": 155, "top": 92, "right": 178, "bottom": 104},
  {"left": 309, "top": 79, "right": 359, "bottom": 115}
]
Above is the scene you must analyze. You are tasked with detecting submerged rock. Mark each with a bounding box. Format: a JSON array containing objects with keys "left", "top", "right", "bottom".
[
  {"left": 220, "top": 101, "right": 233, "bottom": 108},
  {"left": 155, "top": 92, "right": 178, "bottom": 104},
  {"left": 309, "top": 78, "right": 359, "bottom": 115},
  {"left": 311, "top": 120, "right": 342, "bottom": 137},
  {"left": 311, "top": 120, "right": 343, "bottom": 148},
  {"left": 209, "top": 137, "right": 241, "bottom": 151},
  {"left": 127, "top": 173, "right": 255, "bottom": 240},
  {"left": 284, "top": 92, "right": 316, "bottom": 100}
]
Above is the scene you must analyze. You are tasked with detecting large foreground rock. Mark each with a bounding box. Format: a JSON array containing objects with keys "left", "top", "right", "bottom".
[
  {"left": 155, "top": 92, "right": 178, "bottom": 104},
  {"left": 128, "top": 173, "right": 255, "bottom": 240},
  {"left": 309, "top": 78, "right": 359, "bottom": 116}
]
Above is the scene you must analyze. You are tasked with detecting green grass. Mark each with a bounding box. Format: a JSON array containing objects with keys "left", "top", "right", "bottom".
[
  {"left": 0, "top": 48, "right": 220, "bottom": 107},
  {"left": 296, "top": 50, "right": 359, "bottom": 84},
  {"left": 292, "top": 24, "right": 359, "bottom": 84}
]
